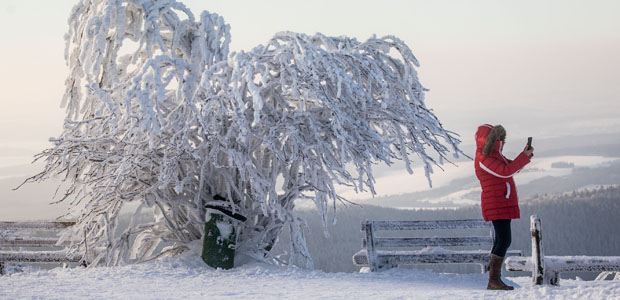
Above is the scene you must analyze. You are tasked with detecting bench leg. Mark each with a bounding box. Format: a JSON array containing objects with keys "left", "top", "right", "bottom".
[
  {"left": 376, "top": 263, "right": 395, "bottom": 272},
  {"left": 482, "top": 263, "right": 490, "bottom": 273},
  {"left": 551, "top": 272, "right": 559, "bottom": 286},
  {"left": 545, "top": 271, "right": 560, "bottom": 286},
  {"left": 0, "top": 261, "right": 4, "bottom": 275},
  {"left": 595, "top": 271, "right": 611, "bottom": 281}
]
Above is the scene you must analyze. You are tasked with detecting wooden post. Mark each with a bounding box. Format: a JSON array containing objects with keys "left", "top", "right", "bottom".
[
  {"left": 363, "top": 221, "right": 378, "bottom": 271},
  {"left": 531, "top": 215, "right": 548, "bottom": 285}
]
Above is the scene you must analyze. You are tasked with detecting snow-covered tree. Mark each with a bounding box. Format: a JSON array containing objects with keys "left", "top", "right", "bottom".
[{"left": 24, "top": 0, "right": 465, "bottom": 267}]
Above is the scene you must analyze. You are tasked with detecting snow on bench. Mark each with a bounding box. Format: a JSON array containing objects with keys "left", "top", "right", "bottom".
[
  {"left": 0, "top": 221, "right": 81, "bottom": 275},
  {"left": 505, "top": 215, "right": 620, "bottom": 285},
  {"left": 352, "top": 219, "right": 522, "bottom": 272}
]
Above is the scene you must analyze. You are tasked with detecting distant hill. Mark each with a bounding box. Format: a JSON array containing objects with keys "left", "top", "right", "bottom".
[{"left": 346, "top": 159, "right": 620, "bottom": 209}]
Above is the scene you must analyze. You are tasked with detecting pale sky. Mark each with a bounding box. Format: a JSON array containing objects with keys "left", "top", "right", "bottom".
[{"left": 1, "top": 0, "right": 619, "bottom": 161}]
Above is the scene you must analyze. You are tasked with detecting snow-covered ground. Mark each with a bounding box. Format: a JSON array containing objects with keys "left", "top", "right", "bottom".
[
  {"left": 418, "top": 155, "right": 620, "bottom": 207},
  {"left": 310, "top": 155, "right": 620, "bottom": 210},
  {"left": 517, "top": 155, "right": 618, "bottom": 185},
  {"left": 341, "top": 155, "right": 618, "bottom": 200},
  {"left": 2, "top": 247, "right": 619, "bottom": 300}
]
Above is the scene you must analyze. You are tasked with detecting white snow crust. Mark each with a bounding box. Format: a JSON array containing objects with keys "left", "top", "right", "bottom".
[{"left": 215, "top": 221, "right": 234, "bottom": 241}]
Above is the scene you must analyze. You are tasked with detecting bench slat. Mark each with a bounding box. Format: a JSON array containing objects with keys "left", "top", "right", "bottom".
[
  {"left": 378, "top": 251, "right": 491, "bottom": 265},
  {"left": 546, "top": 256, "right": 620, "bottom": 272},
  {"left": 0, "top": 237, "right": 62, "bottom": 247},
  {"left": 353, "top": 249, "right": 521, "bottom": 267},
  {"left": 0, "top": 237, "right": 65, "bottom": 247},
  {"left": 506, "top": 256, "right": 620, "bottom": 273},
  {"left": 505, "top": 256, "right": 531, "bottom": 271},
  {"left": 366, "top": 220, "right": 490, "bottom": 231},
  {"left": 369, "top": 236, "right": 493, "bottom": 248},
  {"left": 0, "top": 221, "right": 75, "bottom": 230},
  {"left": 0, "top": 250, "right": 80, "bottom": 263}
]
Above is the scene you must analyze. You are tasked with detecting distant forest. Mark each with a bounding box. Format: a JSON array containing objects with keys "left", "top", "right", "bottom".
[{"left": 275, "top": 185, "right": 620, "bottom": 279}]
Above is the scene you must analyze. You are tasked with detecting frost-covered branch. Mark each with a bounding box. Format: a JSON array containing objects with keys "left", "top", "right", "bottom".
[{"left": 26, "top": 0, "right": 465, "bottom": 268}]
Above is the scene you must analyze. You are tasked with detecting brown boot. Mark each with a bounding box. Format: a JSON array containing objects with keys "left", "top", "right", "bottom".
[{"left": 487, "top": 254, "right": 514, "bottom": 290}]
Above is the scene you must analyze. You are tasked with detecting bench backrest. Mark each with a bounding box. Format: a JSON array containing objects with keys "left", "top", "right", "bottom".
[
  {"left": 363, "top": 219, "right": 493, "bottom": 250},
  {"left": 0, "top": 221, "right": 75, "bottom": 247},
  {"left": 1, "top": 221, "right": 78, "bottom": 275},
  {"left": 0, "top": 221, "right": 76, "bottom": 230}
]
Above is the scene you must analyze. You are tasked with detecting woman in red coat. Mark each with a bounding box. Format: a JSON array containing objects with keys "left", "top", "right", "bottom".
[{"left": 474, "top": 124, "right": 534, "bottom": 290}]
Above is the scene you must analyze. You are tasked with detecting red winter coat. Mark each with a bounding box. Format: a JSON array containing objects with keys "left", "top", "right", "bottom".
[{"left": 475, "top": 124, "right": 531, "bottom": 221}]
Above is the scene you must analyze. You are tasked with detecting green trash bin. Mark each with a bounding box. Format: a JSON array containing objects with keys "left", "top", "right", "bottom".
[{"left": 201, "top": 196, "right": 246, "bottom": 269}]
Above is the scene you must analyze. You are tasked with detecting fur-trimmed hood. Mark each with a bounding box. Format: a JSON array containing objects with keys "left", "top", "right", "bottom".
[{"left": 475, "top": 124, "right": 506, "bottom": 155}]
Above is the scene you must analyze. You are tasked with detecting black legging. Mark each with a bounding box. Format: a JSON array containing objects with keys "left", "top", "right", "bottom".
[{"left": 491, "top": 219, "right": 512, "bottom": 257}]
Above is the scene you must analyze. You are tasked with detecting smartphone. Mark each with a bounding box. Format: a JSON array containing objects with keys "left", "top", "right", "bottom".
[{"left": 527, "top": 137, "right": 533, "bottom": 150}]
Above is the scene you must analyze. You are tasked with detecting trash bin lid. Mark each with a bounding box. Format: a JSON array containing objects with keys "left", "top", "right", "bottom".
[{"left": 205, "top": 198, "right": 247, "bottom": 222}]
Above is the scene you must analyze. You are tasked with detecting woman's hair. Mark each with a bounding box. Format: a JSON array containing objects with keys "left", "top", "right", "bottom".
[{"left": 482, "top": 125, "right": 506, "bottom": 155}]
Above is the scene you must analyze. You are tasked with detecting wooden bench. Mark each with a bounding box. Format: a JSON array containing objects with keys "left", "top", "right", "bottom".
[
  {"left": 352, "top": 219, "right": 522, "bottom": 272},
  {"left": 505, "top": 215, "right": 620, "bottom": 285},
  {"left": 0, "top": 221, "right": 83, "bottom": 275}
]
